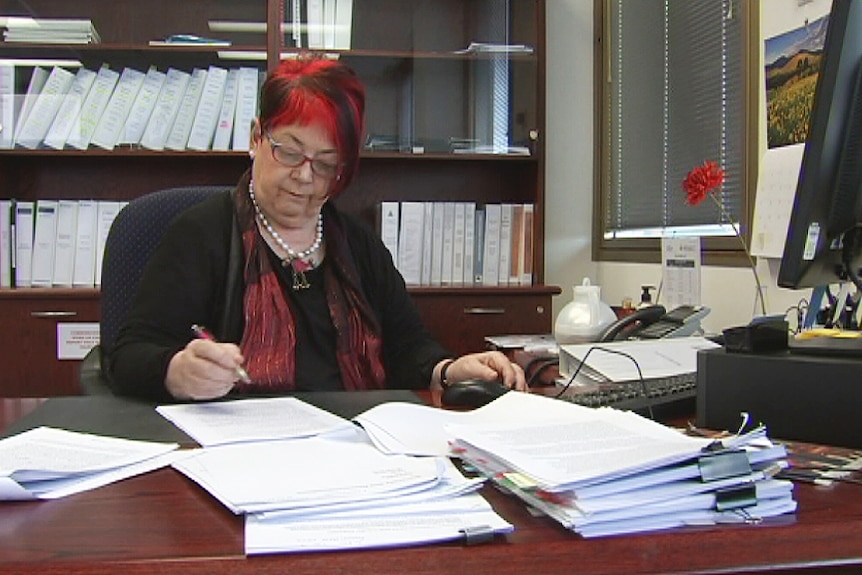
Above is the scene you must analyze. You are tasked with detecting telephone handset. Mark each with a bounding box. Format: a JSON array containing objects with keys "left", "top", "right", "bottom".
[{"left": 598, "top": 304, "right": 710, "bottom": 342}]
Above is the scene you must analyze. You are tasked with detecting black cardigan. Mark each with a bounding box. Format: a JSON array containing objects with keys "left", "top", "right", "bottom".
[{"left": 109, "top": 189, "right": 450, "bottom": 401}]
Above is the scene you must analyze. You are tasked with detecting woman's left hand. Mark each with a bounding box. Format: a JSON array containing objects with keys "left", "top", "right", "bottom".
[{"left": 440, "top": 351, "right": 528, "bottom": 391}]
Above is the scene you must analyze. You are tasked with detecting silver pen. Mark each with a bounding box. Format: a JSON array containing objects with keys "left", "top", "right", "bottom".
[{"left": 190, "top": 324, "right": 252, "bottom": 384}]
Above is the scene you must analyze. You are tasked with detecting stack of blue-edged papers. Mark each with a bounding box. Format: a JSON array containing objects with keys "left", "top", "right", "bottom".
[
  {"left": 173, "top": 431, "right": 464, "bottom": 515},
  {"left": 0, "top": 426, "right": 180, "bottom": 500},
  {"left": 447, "top": 393, "right": 796, "bottom": 538},
  {"left": 159, "top": 397, "right": 512, "bottom": 554}
]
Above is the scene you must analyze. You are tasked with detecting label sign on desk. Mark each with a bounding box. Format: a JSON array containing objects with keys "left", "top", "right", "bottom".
[{"left": 56, "top": 322, "right": 99, "bottom": 360}]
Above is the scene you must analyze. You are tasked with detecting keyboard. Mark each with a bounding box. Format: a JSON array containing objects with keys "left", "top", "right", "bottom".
[{"left": 555, "top": 372, "right": 697, "bottom": 412}]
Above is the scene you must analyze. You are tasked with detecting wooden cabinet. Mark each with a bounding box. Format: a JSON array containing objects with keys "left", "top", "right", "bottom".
[
  {"left": 0, "top": 0, "right": 555, "bottom": 395},
  {"left": 411, "top": 286, "right": 557, "bottom": 355},
  {"left": 0, "top": 289, "right": 99, "bottom": 396}
]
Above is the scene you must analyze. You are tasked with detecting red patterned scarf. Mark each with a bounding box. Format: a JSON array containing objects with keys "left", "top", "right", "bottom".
[{"left": 232, "top": 176, "right": 386, "bottom": 391}]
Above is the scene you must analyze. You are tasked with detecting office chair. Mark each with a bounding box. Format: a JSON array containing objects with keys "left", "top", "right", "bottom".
[{"left": 78, "top": 185, "right": 231, "bottom": 395}]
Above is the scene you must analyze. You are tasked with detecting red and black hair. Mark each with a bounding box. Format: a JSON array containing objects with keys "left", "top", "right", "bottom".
[{"left": 258, "top": 55, "right": 365, "bottom": 197}]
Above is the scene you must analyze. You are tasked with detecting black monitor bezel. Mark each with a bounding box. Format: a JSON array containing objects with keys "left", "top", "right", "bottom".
[{"left": 777, "top": 0, "right": 862, "bottom": 290}]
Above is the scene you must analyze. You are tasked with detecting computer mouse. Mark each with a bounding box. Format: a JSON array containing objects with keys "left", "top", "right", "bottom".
[{"left": 441, "top": 378, "right": 510, "bottom": 409}]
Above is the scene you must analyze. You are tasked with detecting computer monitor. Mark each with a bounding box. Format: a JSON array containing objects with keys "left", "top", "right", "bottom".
[{"left": 778, "top": 1, "right": 862, "bottom": 293}]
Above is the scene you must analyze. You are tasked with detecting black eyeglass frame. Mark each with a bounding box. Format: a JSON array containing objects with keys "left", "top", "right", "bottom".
[{"left": 264, "top": 130, "right": 341, "bottom": 179}]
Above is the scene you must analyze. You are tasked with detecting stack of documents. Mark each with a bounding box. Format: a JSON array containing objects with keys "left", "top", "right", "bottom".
[
  {"left": 446, "top": 393, "right": 796, "bottom": 537},
  {"left": 0, "top": 426, "right": 180, "bottom": 500},
  {"left": 157, "top": 397, "right": 513, "bottom": 554},
  {"left": 0, "top": 16, "right": 101, "bottom": 44},
  {"left": 558, "top": 336, "right": 720, "bottom": 382}
]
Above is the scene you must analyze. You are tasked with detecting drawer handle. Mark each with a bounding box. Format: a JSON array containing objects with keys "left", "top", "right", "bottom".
[
  {"left": 30, "top": 311, "right": 78, "bottom": 318},
  {"left": 464, "top": 307, "right": 506, "bottom": 315}
]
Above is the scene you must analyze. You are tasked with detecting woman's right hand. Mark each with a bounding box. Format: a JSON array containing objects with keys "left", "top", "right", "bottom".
[{"left": 165, "top": 339, "right": 244, "bottom": 400}]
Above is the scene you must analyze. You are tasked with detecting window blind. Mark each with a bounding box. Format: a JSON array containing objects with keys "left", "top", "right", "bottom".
[{"left": 603, "top": 0, "right": 746, "bottom": 240}]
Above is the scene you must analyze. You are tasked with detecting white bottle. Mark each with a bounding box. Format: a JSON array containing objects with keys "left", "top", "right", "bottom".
[{"left": 554, "top": 278, "right": 618, "bottom": 344}]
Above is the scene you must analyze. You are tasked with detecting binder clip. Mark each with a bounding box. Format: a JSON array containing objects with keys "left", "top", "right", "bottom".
[
  {"left": 697, "top": 450, "right": 751, "bottom": 482},
  {"left": 459, "top": 525, "right": 495, "bottom": 546},
  {"left": 715, "top": 484, "right": 757, "bottom": 511}
]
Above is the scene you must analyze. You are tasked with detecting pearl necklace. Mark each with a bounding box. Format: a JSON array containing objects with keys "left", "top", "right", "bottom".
[{"left": 249, "top": 180, "right": 323, "bottom": 261}]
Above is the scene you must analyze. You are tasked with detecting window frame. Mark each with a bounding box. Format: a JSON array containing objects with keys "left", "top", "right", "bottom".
[{"left": 592, "top": 0, "right": 761, "bottom": 267}]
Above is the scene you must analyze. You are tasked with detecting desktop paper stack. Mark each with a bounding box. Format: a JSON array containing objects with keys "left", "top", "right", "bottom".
[
  {"left": 157, "top": 397, "right": 512, "bottom": 554},
  {"left": 447, "top": 393, "right": 796, "bottom": 538},
  {"left": 0, "top": 426, "right": 180, "bottom": 500}
]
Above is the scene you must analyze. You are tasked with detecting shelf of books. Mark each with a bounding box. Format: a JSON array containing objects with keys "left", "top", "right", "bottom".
[
  {"left": 0, "top": 0, "right": 550, "bottom": 370},
  {"left": 0, "top": 198, "right": 124, "bottom": 289},
  {"left": 380, "top": 201, "right": 536, "bottom": 288},
  {"left": 2, "top": 63, "right": 261, "bottom": 153}
]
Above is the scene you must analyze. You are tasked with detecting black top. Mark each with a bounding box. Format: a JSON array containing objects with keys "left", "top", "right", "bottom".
[
  {"left": 270, "top": 256, "right": 342, "bottom": 391},
  {"left": 109, "top": 189, "right": 450, "bottom": 402}
]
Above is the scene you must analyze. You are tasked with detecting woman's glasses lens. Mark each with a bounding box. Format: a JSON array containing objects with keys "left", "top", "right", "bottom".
[{"left": 266, "top": 132, "right": 338, "bottom": 178}]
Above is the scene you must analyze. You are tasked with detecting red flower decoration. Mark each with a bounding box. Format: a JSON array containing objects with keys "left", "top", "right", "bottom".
[
  {"left": 683, "top": 161, "right": 725, "bottom": 205},
  {"left": 682, "top": 160, "right": 767, "bottom": 316}
]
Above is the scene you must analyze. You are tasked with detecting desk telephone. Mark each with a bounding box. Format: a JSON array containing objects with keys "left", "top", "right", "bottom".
[{"left": 598, "top": 304, "right": 710, "bottom": 342}]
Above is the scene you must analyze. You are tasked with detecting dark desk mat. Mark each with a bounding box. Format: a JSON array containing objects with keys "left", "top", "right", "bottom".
[{"left": 2, "top": 390, "right": 424, "bottom": 444}]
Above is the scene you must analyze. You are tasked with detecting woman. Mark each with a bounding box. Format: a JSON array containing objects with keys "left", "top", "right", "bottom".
[{"left": 109, "top": 55, "right": 527, "bottom": 402}]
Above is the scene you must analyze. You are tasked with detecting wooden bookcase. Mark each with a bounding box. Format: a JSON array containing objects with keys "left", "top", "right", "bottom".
[{"left": 0, "top": 0, "right": 556, "bottom": 396}]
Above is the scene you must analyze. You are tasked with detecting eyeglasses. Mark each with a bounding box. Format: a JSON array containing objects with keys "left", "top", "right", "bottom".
[{"left": 264, "top": 131, "right": 340, "bottom": 179}]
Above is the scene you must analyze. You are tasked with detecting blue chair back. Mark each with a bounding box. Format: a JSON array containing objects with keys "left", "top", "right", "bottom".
[{"left": 99, "top": 186, "right": 230, "bottom": 357}]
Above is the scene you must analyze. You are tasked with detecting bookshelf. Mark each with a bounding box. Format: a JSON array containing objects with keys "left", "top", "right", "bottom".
[{"left": 0, "top": 0, "right": 555, "bottom": 395}]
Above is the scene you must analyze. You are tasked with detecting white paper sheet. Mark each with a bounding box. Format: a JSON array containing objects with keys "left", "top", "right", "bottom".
[
  {"left": 752, "top": 144, "right": 804, "bottom": 258},
  {"left": 448, "top": 394, "right": 713, "bottom": 491},
  {"left": 255, "top": 458, "right": 484, "bottom": 519},
  {"left": 19, "top": 450, "right": 186, "bottom": 500},
  {"left": 0, "top": 426, "right": 179, "bottom": 500},
  {"left": 156, "top": 396, "right": 353, "bottom": 446},
  {"left": 558, "top": 337, "right": 720, "bottom": 383},
  {"left": 354, "top": 389, "right": 621, "bottom": 458},
  {"left": 172, "top": 433, "right": 446, "bottom": 514},
  {"left": 245, "top": 492, "right": 513, "bottom": 554},
  {"left": 660, "top": 237, "right": 701, "bottom": 310},
  {"left": 0, "top": 426, "right": 178, "bottom": 481}
]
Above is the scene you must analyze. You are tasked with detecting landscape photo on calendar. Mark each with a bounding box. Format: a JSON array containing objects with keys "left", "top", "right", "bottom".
[{"left": 764, "top": 13, "right": 828, "bottom": 149}]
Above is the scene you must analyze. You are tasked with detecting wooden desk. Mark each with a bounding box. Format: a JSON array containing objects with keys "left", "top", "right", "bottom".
[{"left": 2, "top": 396, "right": 862, "bottom": 575}]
